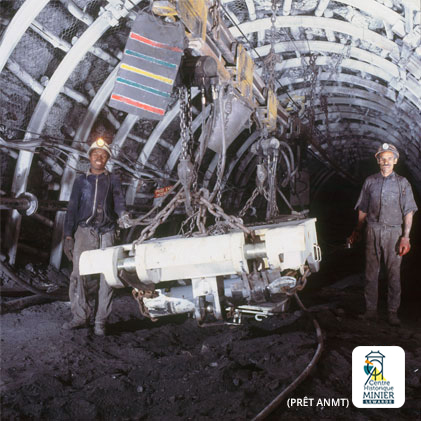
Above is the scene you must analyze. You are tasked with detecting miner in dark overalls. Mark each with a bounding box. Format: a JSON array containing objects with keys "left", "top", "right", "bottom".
[
  {"left": 348, "top": 143, "right": 417, "bottom": 326},
  {"left": 62, "top": 138, "right": 131, "bottom": 335}
]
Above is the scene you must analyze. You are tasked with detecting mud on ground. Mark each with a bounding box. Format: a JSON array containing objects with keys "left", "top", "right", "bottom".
[{"left": 1, "top": 254, "right": 421, "bottom": 420}]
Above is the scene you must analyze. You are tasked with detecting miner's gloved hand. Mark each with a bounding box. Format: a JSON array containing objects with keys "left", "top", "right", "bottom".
[
  {"left": 63, "top": 236, "right": 74, "bottom": 262},
  {"left": 117, "top": 212, "right": 131, "bottom": 229},
  {"left": 347, "top": 229, "right": 362, "bottom": 245},
  {"left": 398, "top": 237, "right": 411, "bottom": 256}
]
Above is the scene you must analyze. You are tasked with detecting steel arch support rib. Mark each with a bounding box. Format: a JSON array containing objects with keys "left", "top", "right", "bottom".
[
  {"left": 252, "top": 40, "right": 421, "bottom": 81},
  {"left": 0, "top": 0, "right": 50, "bottom": 73},
  {"left": 270, "top": 57, "right": 421, "bottom": 109},
  {"left": 231, "top": 17, "right": 399, "bottom": 54},
  {"left": 111, "top": 114, "right": 140, "bottom": 160},
  {"left": 126, "top": 102, "right": 181, "bottom": 206},
  {"left": 5, "top": 1, "right": 141, "bottom": 264},
  {"left": 222, "top": 131, "right": 260, "bottom": 188}
]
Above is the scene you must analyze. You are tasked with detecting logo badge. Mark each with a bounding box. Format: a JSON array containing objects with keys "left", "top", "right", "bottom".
[{"left": 352, "top": 346, "right": 405, "bottom": 408}]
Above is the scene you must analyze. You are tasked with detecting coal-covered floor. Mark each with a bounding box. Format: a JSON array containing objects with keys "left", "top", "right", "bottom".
[{"left": 1, "top": 172, "right": 421, "bottom": 420}]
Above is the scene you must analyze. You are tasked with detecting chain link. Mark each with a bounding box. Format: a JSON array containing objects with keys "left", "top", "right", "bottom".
[
  {"left": 135, "top": 185, "right": 255, "bottom": 246},
  {"left": 186, "top": 87, "right": 193, "bottom": 149},
  {"left": 263, "top": 0, "right": 278, "bottom": 92},
  {"left": 321, "top": 95, "right": 333, "bottom": 154},
  {"left": 197, "top": 194, "right": 254, "bottom": 237},
  {"left": 179, "top": 86, "right": 190, "bottom": 160},
  {"left": 132, "top": 289, "right": 159, "bottom": 322},
  {"left": 320, "top": 39, "right": 351, "bottom": 157},
  {"left": 213, "top": 87, "right": 232, "bottom": 218},
  {"left": 267, "top": 151, "right": 279, "bottom": 219},
  {"left": 303, "top": 53, "right": 318, "bottom": 136},
  {"left": 238, "top": 187, "right": 260, "bottom": 218},
  {"left": 210, "top": 0, "right": 221, "bottom": 39},
  {"left": 133, "top": 188, "right": 184, "bottom": 247}
]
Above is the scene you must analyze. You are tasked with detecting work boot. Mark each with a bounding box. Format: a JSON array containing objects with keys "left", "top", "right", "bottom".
[
  {"left": 358, "top": 309, "right": 377, "bottom": 321},
  {"left": 62, "top": 319, "right": 87, "bottom": 330},
  {"left": 388, "top": 311, "right": 400, "bottom": 326},
  {"left": 94, "top": 323, "right": 106, "bottom": 336}
]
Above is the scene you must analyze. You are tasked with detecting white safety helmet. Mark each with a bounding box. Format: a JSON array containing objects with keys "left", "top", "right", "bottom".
[
  {"left": 88, "top": 138, "right": 111, "bottom": 157},
  {"left": 375, "top": 143, "right": 399, "bottom": 159}
]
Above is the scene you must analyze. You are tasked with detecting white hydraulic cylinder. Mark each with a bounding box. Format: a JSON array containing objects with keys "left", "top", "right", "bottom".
[
  {"left": 79, "top": 218, "right": 321, "bottom": 287},
  {"left": 134, "top": 232, "right": 248, "bottom": 283}
]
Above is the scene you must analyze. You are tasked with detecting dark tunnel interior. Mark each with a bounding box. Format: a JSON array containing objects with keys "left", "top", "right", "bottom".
[
  {"left": 308, "top": 160, "right": 421, "bottom": 318},
  {"left": 1, "top": 0, "right": 421, "bottom": 419}
]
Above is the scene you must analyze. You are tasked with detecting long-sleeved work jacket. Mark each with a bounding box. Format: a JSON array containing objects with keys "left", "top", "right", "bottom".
[{"left": 64, "top": 170, "right": 126, "bottom": 237}]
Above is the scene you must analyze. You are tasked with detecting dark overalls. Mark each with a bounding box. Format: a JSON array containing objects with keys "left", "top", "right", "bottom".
[
  {"left": 64, "top": 170, "right": 126, "bottom": 327},
  {"left": 355, "top": 172, "right": 417, "bottom": 312}
]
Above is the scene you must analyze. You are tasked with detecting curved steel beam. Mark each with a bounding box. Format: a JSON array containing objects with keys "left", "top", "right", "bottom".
[
  {"left": 0, "top": 0, "right": 50, "bottom": 73},
  {"left": 110, "top": 114, "right": 140, "bottom": 163},
  {"left": 5, "top": 0, "right": 141, "bottom": 264},
  {"left": 230, "top": 17, "right": 399, "bottom": 54},
  {"left": 270, "top": 56, "right": 421, "bottom": 107},
  {"left": 126, "top": 102, "right": 180, "bottom": 206},
  {"left": 282, "top": 87, "right": 418, "bottom": 137},
  {"left": 221, "top": 131, "right": 260, "bottom": 188},
  {"left": 316, "top": 122, "right": 403, "bottom": 147},
  {"left": 277, "top": 74, "right": 421, "bottom": 131},
  {"left": 252, "top": 40, "right": 421, "bottom": 81},
  {"left": 312, "top": 109, "right": 415, "bottom": 140},
  {"left": 203, "top": 131, "right": 260, "bottom": 195}
]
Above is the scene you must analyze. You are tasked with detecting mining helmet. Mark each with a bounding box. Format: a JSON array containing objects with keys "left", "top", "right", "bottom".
[
  {"left": 375, "top": 143, "right": 399, "bottom": 159},
  {"left": 88, "top": 138, "right": 111, "bottom": 157}
]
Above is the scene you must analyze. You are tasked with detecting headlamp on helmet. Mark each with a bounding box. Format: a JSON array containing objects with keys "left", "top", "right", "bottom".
[
  {"left": 88, "top": 138, "right": 112, "bottom": 157},
  {"left": 375, "top": 143, "right": 399, "bottom": 159}
]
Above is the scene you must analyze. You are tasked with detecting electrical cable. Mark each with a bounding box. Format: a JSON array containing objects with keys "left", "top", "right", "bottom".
[{"left": 252, "top": 292, "right": 324, "bottom": 420}]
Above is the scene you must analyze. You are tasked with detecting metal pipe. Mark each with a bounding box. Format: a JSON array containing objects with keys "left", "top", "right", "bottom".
[
  {"left": 244, "top": 242, "right": 266, "bottom": 260},
  {"left": 117, "top": 257, "right": 136, "bottom": 273},
  {"left": 0, "top": 197, "right": 31, "bottom": 212},
  {"left": 0, "top": 196, "right": 67, "bottom": 213},
  {"left": 31, "top": 213, "right": 54, "bottom": 228}
]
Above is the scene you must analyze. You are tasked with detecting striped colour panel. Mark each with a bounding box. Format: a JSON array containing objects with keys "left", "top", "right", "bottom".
[{"left": 109, "top": 13, "right": 184, "bottom": 120}]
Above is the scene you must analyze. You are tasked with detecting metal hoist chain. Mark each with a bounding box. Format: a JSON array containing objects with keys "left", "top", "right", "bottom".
[
  {"left": 178, "top": 86, "right": 196, "bottom": 216},
  {"left": 133, "top": 188, "right": 184, "bottom": 247},
  {"left": 132, "top": 289, "right": 159, "bottom": 322},
  {"left": 328, "top": 39, "right": 351, "bottom": 81},
  {"left": 319, "top": 39, "right": 351, "bottom": 155},
  {"left": 321, "top": 95, "right": 333, "bottom": 154},
  {"left": 186, "top": 87, "right": 193, "bottom": 152},
  {"left": 263, "top": 0, "right": 278, "bottom": 92},
  {"left": 139, "top": 188, "right": 252, "bottom": 240},
  {"left": 210, "top": 0, "right": 221, "bottom": 39},
  {"left": 214, "top": 87, "right": 232, "bottom": 219},
  {"left": 305, "top": 53, "right": 318, "bottom": 136},
  {"left": 179, "top": 86, "right": 191, "bottom": 160},
  {"left": 267, "top": 150, "right": 279, "bottom": 219},
  {"left": 197, "top": 193, "right": 254, "bottom": 237},
  {"left": 238, "top": 187, "right": 260, "bottom": 218}
]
